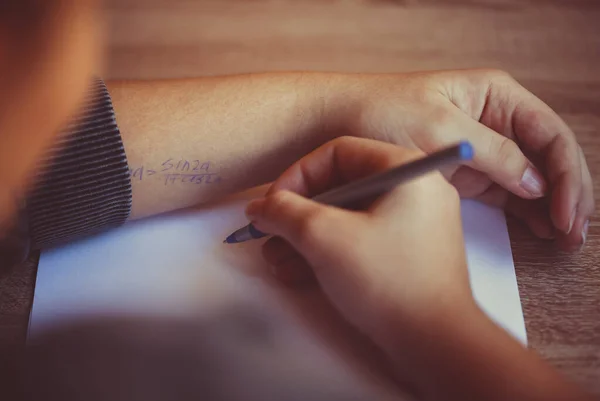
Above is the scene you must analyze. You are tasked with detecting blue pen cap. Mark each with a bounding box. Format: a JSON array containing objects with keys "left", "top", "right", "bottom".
[{"left": 458, "top": 141, "right": 474, "bottom": 161}]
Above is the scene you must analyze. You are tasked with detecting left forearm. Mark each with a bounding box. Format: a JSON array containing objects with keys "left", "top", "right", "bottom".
[{"left": 108, "top": 73, "right": 349, "bottom": 219}]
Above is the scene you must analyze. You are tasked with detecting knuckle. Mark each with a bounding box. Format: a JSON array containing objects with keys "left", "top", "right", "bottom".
[
  {"left": 482, "top": 68, "right": 514, "bottom": 82},
  {"left": 329, "top": 135, "right": 362, "bottom": 151},
  {"left": 523, "top": 110, "right": 547, "bottom": 135},
  {"left": 264, "top": 191, "right": 291, "bottom": 218},
  {"left": 475, "top": 69, "right": 518, "bottom": 94},
  {"left": 375, "top": 154, "right": 396, "bottom": 170},
  {"left": 431, "top": 105, "right": 455, "bottom": 127},
  {"left": 413, "top": 85, "right": 439, "bottom": 105},
  {"left": 426, "top": 107, "right": 457, "bottom": 142},
  {"left": 332, "top": 135, "right": 358, "bottom": 145},
  {"left": 492, "top": 137, "right": 522, "bottom": 167},
  {"left": 413, "top": 173, "right": 459, "bottom": 204}
]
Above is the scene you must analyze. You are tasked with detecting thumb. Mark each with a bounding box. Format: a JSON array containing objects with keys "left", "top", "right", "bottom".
[
  {"left": 245, "top": 190, "right": 339, "bottom": 251},
  {"left": 460, "top": 116, "right": 547, "bottom": 199}
]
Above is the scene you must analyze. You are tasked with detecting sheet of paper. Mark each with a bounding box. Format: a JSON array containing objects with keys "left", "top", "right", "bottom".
[{"left": 29, "top": 192, "right": 526, "bottom": 398}]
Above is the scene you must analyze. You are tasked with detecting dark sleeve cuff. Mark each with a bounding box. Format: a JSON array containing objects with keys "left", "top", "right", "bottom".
[{"left": 27, "top": 78, "right": 132, "bottom": 249}]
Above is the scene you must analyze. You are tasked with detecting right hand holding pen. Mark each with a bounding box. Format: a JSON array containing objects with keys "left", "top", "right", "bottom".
[
  {"left": 246, "top": 136, "right": 592, "bottom": 401},
  {"left": 245, "top": 137, "right": 474, "bottom": 347}
]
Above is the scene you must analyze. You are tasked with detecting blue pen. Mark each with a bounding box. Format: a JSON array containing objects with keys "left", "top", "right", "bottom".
[{"left": 224, "top": 141, "right": 474, "bottom": 244}]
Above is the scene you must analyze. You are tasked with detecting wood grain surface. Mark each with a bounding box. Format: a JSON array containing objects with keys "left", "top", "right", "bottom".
[{"left": 1, "top": 0, "right": 599, "bottom": 394}]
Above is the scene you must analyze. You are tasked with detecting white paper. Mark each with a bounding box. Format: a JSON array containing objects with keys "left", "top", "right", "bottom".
[
  {"left": 461, "top": 199, "right": 527, "bottom": 345},
  {"left": 29, "top": 192, "right": 526, "bottom": 398}
]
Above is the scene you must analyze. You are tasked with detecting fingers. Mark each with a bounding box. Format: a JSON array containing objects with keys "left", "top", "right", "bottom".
[
  {"left": 505, "top": 196, "right": 555, "bottom": 240},
  {"left": 481, "top": 72, "right": 593, "bottom": 245},
  {"left": 449, "top": 167, "right": 493, "bottom": 199},
  {"left": 452, "top": 166, "right": 556, "bottom": 240},
  {"left": 246, "top": 190, "right": 355, "bottom": 253},
  {"left": 556, "top": 147, "right": 595, "bottom": 250},
  {"left": 441, "top": 70, "right": 593, "bottom": 251},
  {"left": 248, "top": 138, "right": 434, "bottom": 280},
  {"left": 578, "top": 147, "right": 595, "bottom": 222},
  {"left": 540, "top": 134, "right": 582, "bottom": 233},
  {"left": 576, "top": 147, "right": 595, "bottom": 245},
  {"left": 247, "top": 190, "right": 368, "bottom": 283},
  {"left": 446, "top": 111, "right": 547, "bottom": 200},
  {"left": 266, "top": 136, "right": 425, "bottom": 198},
  {"left": 472, "top": 184, "right": 554, "bottom": 240}
]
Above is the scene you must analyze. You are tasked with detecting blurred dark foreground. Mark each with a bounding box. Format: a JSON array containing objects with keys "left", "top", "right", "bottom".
[{"left": 1, "top": 308, "right": 374, "bottom": 401}]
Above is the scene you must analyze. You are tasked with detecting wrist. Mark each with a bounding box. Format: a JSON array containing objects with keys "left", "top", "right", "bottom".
[
  {"left": 316, "top": 73, "right": 368, "bottom": 139},
  {"left": 376, "top": 291, "right": 483, "bottom": 357},
  {"left": 374, "top": 297, "right": 487, "bottom": 399},
  {"left": 377, "top": 297, "right": 586, "bottom": 401}
]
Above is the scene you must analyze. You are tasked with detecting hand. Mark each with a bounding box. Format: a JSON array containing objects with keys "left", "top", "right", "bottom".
[
  {"left": 335, "top": 69, "right": 593, "bottom": 251},
  {"left": 245, "top": 137, "right": 474, "bottom": 348}
]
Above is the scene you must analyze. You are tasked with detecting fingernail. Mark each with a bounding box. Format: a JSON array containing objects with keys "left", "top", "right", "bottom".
[
  {"left": 582, "top": 220, "right": 589, "bottom": 244},
  {"left": 245, "top": 198, "right": 266, "bottom": 220},
  {"left": 520, "top": 166, "right": 545, "bottom": 197},
  {"left": 567, "top": 209, "right": 576, "bottom": 234}
]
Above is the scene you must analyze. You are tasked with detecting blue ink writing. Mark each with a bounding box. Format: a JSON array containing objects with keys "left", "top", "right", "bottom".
[
  {"left": 164, "top": 173, "right": 221, "bottom": 186},
  {"left": 129, "top": 158, "right": 221, "bottom": 186},
  {"left": 161, "top": 159, "right": 174, "bottom": 172}
]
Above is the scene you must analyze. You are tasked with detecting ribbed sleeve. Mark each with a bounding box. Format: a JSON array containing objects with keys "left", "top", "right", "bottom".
[{"left": 27, "top": 78, "right": 132, "bottom": 249}]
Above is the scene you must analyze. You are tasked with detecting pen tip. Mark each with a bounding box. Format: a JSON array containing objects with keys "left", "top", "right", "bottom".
[{"left": 223, "top": 233, "right": 237, "bottom": 244}]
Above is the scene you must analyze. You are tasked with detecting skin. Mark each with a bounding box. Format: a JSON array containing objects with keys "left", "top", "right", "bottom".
[
  {"left": 110, "top": 69, "right": 593, "bottom": 251},
  {"left": 0, "top": 2, "right": 593, "bottom": 251},
  {"left": 248, "top": 137, "right": 593, "bottom": 401},
  {"left": 0, "top": 1, "right": 595, "bottom": 399}
]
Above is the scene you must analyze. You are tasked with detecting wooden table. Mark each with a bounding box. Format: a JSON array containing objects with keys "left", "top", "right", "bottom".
[{"left": 1, "top": 0, "right": 599, "bottom": 394}]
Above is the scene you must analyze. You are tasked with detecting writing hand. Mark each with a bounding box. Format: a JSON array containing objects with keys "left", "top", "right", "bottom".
[
  {"left": 246, "top": 137, "right": 472, "bottom": 346},
  {"left": 246, "top": 136, "right": 591, "bottom": 401}
]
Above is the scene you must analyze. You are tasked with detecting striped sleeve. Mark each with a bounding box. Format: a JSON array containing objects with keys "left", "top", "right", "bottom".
[{"left": 27, "top": 78, "right": 132, "bottom": 249}]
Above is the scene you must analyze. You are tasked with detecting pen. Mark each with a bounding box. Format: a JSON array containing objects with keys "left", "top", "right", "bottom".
[{"left": 224, "top": 141, "right": 474, "bottom": 244}]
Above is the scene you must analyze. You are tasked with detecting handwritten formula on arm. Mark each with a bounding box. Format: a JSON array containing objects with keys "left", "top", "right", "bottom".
[{"left": 129, "top": 158, "right": 222, "bottom": 186}]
